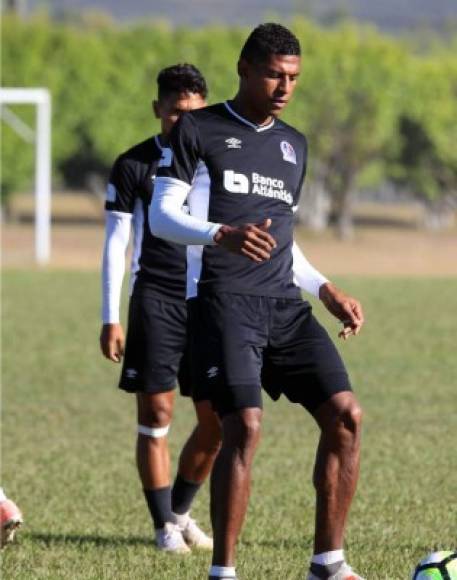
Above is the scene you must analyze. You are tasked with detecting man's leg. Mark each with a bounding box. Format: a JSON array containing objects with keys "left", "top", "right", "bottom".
[
  {"left": 176, "top": 400, "right": 222, "bottom": 484},
  {"left": 210, "top": 407, "right": 262, "bottom": 574},
  {"left": 187, "top": 293, "right": 267, "bottom": 576},
  {"left": 171, "top": 400, "right": 221, "bottom": 549},
  {"left": 309, "top": 391, "right": 363, "bottom": 579},
  {"left": 136, "top": 391, "right": 175, "bottom": 490},
  {"left": 265, "top": 301, "right": 364, "bottom": 578},
  {"left": 136, "top": 390, "right": 190, "bottom": 553}
]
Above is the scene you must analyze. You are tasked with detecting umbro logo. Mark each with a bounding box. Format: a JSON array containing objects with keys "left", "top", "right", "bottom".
[
  {"left": 125, "top": 368, "right": 138, "bottom": 379},
  {"left": 207, "top": 366, "right": 219, "bottom": 378},
  {"left": 225, "top": 137, "right": 242, "bottom": 149}
]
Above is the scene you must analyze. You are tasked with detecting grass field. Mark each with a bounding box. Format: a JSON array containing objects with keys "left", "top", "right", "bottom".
[{"left": 2, "top": 271, "right": 456, "bottom": 579}]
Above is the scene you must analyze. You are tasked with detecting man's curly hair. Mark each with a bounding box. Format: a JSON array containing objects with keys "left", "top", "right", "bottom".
[
  {"left": 157, "top": 63, "right": 207, "bottom": 100},
  {"left": 239, "top": 23, "right": 301, "bottom": 64}
]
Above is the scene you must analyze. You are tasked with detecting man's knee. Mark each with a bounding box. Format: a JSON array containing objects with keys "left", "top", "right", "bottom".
[
  {"left": 317, "top": 392, "right": 363, "bottom": 436},
  {"left": 222, "top": 407, "right": 263, "bottom": 451},
  {"left": 338, "top": 401, "right": 363, "bottom": 434},
  {"left": 137, "top": 393, "right": 174, "bottom": 427},
  {"left": 194, "top": 400, "right": 222, "bottom": 450}
]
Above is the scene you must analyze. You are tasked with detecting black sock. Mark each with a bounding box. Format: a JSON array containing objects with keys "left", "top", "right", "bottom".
[
  {"left": 310, "top": 561, "right": 344, "bottom": 579},
  {"left": 171, "top": 474, "right": 202, "bottom": 515},
  {"left": 143, "top": 487, "right": 176, "bottom": 529}
]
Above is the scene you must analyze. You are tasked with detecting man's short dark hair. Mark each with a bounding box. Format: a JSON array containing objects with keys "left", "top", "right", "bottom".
[
  {"left": 157, "top": 63, "right": 208, "bottom": 100},
  {"left": 239, "top": 23, "right": 301, "bottom": 64}
]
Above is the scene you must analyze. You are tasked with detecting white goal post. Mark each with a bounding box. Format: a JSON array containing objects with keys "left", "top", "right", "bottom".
[{"left": 0, "top": 87, "right": 51, "bottom": 264}]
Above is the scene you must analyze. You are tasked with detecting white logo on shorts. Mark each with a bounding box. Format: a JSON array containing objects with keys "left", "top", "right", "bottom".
[
  {"left": 207, "top": 366, "right": 219, "bottom": 379},
  {"left": 125, "top": 368, "right": 138, "bottom": 379}
]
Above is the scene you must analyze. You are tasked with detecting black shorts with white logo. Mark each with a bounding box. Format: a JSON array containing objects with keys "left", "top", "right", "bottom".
[
  {"left": 188, "top": 292, "right": 352, "bottom": 416},
  {"left": 119, "top": 288, "right": 191, "bottom": 396}
]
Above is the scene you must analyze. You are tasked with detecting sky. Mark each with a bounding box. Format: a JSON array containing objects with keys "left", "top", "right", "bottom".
[{"left": 26, "top": 0, "right": 457, "bottom": 31}]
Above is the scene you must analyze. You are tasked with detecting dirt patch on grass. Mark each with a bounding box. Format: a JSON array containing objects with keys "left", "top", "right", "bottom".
[
  {"left": 3, "top": 221, "right": 456, "bottom": 276},
  {"left": 2, "top": 193, "right": 456, "bottom": 276}
]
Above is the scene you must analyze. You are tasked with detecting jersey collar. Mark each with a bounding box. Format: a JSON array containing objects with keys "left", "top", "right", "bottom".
[
  {"left": 154, "top": 135, "right": 163, "bottom": 151},
  {"left": 224, "top": 101, "right": 275, "bottom": 132}
]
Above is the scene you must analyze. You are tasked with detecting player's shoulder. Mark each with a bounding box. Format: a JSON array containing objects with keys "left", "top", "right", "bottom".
[
  {"left": 275, "top": 118, "right": 308, "bottom": 149},
  {"left": 115, "top": 135, "right": 162, "bottom": 169},
  {"left": 182, "top": 103, "right": 228, "bottom": 130}
]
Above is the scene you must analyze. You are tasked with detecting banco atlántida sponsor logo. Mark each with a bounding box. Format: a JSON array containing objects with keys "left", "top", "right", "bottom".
[{"left": 223, "top": 170, "right": 293, "bottom": 205}]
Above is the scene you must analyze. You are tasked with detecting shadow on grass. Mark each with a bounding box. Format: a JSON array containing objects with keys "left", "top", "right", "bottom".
[
  {"left": 242, "top": 538, "right": 313, "bottom": 550},
  {"left": 28, "top": 532, "right": 152, "bottom": 547},
  {"left": 243, "top": 537, "right": 433, "bottom": 554},
  {"left": 27, "top": 532, "right": 434, "bottom": 557}
]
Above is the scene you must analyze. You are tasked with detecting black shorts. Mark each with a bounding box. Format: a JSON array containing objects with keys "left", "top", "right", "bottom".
[
  {"left": 119, "top": 289, "right": 191, "bottom": 396},
  {"left": 188, "top": 293, "right": 351, "bottom": 416}
]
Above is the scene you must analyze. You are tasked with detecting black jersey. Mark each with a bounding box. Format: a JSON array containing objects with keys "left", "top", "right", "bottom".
[
  {"left": 156, "top": 101, "right": 307, "bottom": 299},
  {"left": 105, "top": 135, "right": 186, "bottom": 301}
]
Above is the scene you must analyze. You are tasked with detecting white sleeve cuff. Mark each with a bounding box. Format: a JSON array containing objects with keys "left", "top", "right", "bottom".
[
  {"left": 149, "top": 177, "right": 221, "bottom": 245},
  {"left": 101, "top": 211, "right": 132, "bottom": 323},
  {"left": 292, "top": 241, "right": 329, "bottom": 298}
]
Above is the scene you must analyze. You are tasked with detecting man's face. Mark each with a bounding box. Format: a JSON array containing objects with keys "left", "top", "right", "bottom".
[
  {"left": 240, "top": 54, "right": 301, "bottom": 118},
  {"left": 153, "top": 91, "right": 206, "bottom": 138}
]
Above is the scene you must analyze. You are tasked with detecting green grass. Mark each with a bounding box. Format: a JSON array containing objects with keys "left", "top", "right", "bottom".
[{"left": 2, "top": 271, "right": 456, "bottom": 579}]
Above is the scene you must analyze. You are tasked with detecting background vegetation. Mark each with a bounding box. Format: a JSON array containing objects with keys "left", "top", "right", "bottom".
[{"left": 2, "top": 12, "right": 457, "bottom": 234}]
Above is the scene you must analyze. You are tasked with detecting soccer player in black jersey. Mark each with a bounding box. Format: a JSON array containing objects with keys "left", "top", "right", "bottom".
[
  {"left": 150, "top": 25, "right": 365, "bottom": 580},
  {"left": 100, "top": 64, "right": 221, "bottom": 553}
]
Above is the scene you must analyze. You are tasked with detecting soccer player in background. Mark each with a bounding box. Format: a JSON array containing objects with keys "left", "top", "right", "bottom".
[
  {"left": 99, "top": 64, "right": 220, "bottom": 553},
  {"left": 150, "top": 24, "right": 365, "bottom": 580}
]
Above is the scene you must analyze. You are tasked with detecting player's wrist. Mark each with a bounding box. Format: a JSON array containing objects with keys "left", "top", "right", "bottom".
[
  {"left": 318, "top": 281, "right": 336, "bottom": 302},
  {"left": 213, "top": 224, "right": 234, "bottom": 245}
]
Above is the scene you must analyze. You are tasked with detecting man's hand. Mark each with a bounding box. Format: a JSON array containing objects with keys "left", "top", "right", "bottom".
[
  {"left": 318, "top": 282, "right": 364, "bottom": 340},
  {"left": 213, "top": 219, "right": 277, "bottom": 263},
  {"left": 100, "top": 323, "right": 125, "bottom": 362}
]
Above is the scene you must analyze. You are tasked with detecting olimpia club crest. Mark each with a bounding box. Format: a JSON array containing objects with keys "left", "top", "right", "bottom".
[{"left": 280, "top": 141, "right": 296, "bottom": 164}]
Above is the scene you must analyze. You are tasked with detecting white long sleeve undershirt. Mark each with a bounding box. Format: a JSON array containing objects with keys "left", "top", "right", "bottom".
[
  {"left": 149, "top": 177, "right": 221, "bottom": 245},
  {"left": 150, "top": 175, "right": 329, "bottom": 299},
  {"left": 101, "top": 210, "right": 132, "bottom": 324},
  {"left": 292, "top": 241, "right": 329, "bottom": 298}
]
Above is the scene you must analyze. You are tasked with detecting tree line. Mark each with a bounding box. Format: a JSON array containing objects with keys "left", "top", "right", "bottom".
[{"left": 2, "top": 13, "right": 456, "bottom": 234}]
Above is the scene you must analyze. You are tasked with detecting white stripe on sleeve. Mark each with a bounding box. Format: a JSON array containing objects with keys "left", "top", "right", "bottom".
[
  {"left": 149, "top": 176, "right": 221, "bottom": 245},
  {"left": 292, "top": 241, "right": 329, "bottom": 298},
  {"left": 129, "top": 198, "right": 144, "bottom": 296},
  {"left": 101, "top": 210, "right": 132, "bottom": 324}
]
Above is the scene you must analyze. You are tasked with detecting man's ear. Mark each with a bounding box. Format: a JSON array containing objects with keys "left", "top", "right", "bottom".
[
  {"left": 237, "top": 58, "right": 249, "bottom": 79},
  {"left": 152, "top": 100, "right": 160, "bottom": 119}
]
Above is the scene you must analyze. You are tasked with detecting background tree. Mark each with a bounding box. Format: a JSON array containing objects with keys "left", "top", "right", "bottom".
[
  {"left": 2, "top": 13, "right": 456, "bottom": 234},
  {"left": 390, "top": 54, "right": 457, "bottom": 228},
  {"left": 289, "top": 20, "right": 406, "bottom": 237}
]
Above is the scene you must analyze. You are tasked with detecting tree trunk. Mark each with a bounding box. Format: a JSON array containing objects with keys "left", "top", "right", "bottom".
[
  {"left": 331, "top": 182, "right": 356, "bottom": 240},
  {"left": 422, "top": 196, "right": 457, "bottom": 230},
  {"left": 296, "top": 179, "right": 331, "bottom": 231}
]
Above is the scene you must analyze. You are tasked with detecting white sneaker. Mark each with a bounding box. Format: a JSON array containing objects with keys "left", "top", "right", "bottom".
[
  {"left": 155, "top": 522, "right": 191, "bottom": 554},
  {"left": 307, "top": 562, "right": 365, "bottom": 580},
  {"left": 175, "top": 512, "right": 213, "bottom": 550}
]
